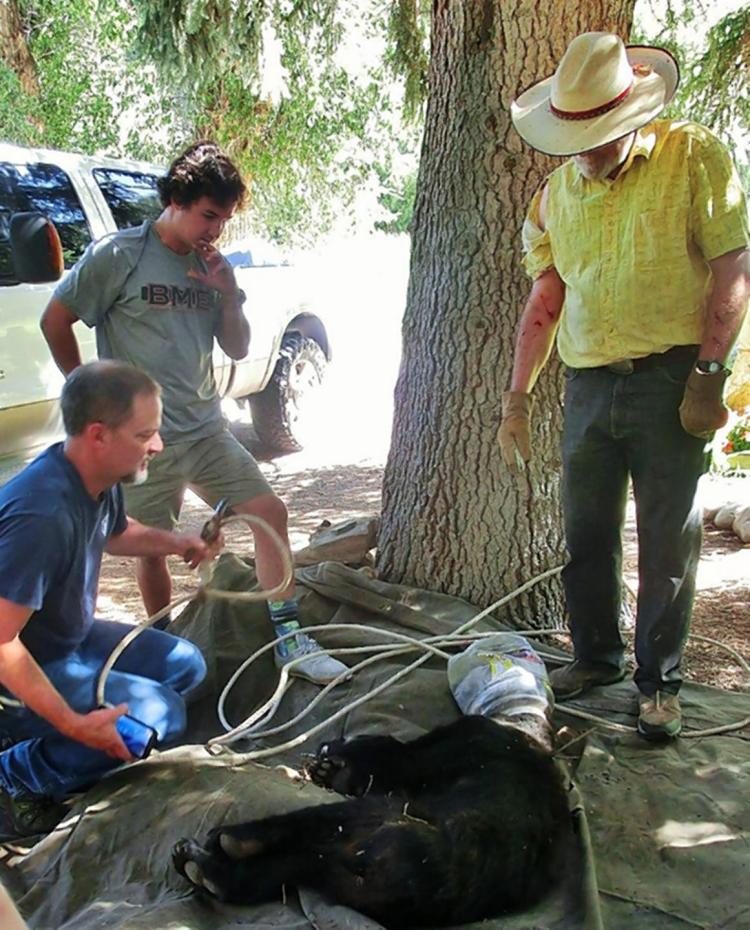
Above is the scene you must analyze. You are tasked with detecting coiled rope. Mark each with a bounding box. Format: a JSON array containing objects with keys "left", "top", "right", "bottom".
[{"left": 4, "top": 513, "right": 747, "bottom": 751}]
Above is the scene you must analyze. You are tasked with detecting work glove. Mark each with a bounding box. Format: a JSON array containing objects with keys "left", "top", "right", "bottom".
[
  {"left": 497, "top": 391, "right": 533, "bottom": 473},
  {"left": 679, "top": 369, "right": 729, "bottom": 440}
]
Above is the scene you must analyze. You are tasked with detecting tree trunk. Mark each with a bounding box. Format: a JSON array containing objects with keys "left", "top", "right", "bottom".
[
  {"left": 0, "top": 0, "right": 40, "bottom": 97},
  {"left": 377, "top": 0, "right": 635, "bottom": 626}
]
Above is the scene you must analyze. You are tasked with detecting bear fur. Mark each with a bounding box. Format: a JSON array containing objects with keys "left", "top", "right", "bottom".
[{"left": 173, "top": 715, "right": 575, "bottom": 927}]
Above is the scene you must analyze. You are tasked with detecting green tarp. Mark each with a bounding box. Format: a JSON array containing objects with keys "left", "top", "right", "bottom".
[{"left": 2, "top": 555, "right": 748, "bottom": 929}]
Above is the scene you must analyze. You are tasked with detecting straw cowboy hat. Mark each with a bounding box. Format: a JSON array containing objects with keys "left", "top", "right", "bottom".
[{"left": 511, "top": 32, "right": 679, "bottom": 156}]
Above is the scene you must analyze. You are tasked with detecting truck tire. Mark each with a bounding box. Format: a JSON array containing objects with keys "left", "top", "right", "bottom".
[{"left": 249, "top": 333, "right": 328, "bottom": 454}]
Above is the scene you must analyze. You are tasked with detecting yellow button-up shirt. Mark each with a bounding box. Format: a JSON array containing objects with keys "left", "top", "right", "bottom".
[{"left": 522, "top": 120, "right": 750, "bottom": 368}]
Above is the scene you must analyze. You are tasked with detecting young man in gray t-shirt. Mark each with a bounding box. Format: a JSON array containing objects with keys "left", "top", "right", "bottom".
[{"left": 41, "top": 141, "right": 345, "bottom": 685}]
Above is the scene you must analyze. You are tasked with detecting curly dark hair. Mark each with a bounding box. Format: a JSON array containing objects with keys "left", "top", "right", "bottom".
[{"left": 157, "top": 141, "right": 247, "bottom": 209}]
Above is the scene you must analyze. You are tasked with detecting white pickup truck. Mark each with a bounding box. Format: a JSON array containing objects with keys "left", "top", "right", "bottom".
[{"left": 0, "top": 142, "right": 331, "bottom": 459}]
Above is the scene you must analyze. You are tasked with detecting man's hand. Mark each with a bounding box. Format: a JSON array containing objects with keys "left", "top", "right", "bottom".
[
  {"left": 173, "top": 530, "right": 224, "bottom": 570},
  {"left": 0, "top": 611, "right": 133, "bottom": 762},
  {"left": 107, "top": 518, "right": 223, "bottom": 567},
  {"left": 63, "top": 704, "right": 133, "bottom": 762},
  {"left": 497, "top": 391, "right": 533, "bottom": 474},
  {"left": 679, "top": 369, "right": 730, "bottom": 439},
  {"left": 188, "top": 244, "right": 239, "bottom": 298},
  {"left": 193, "top": 243, "right": 251, "bottom": 359}
]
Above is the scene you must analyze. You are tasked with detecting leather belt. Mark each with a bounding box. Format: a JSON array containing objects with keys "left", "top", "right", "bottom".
[{"left": 597, "top": 345, "right": 699, "bottom": 375}]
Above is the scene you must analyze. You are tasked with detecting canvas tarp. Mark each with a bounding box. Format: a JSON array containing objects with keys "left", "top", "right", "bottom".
[{"left": 2, "top": 555, "right": 749, "bottom": 930}]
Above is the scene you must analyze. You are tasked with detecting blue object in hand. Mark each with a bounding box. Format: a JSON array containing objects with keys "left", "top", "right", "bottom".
[{"left": 115, "top": 713, "right": 158, "bottom": 759}]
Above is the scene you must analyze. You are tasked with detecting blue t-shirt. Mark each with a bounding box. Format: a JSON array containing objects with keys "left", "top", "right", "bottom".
[{"left": 0, "top": 444, "right": 127, "bottom": 664}]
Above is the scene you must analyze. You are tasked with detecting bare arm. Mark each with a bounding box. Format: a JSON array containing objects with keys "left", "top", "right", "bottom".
[
  {"left": 497, "top": 187, "right": 565, "bottom": 472},
  {"left": 509, "top": 267, "right": 566, "bottom": 392},
  {"left": 0, "top": 597, "right": 131, "bottom": 761},
  {"left": 216, "top": 289, "right": 251, "bottom": 359},
  {"left": 40, "top": 297, "right": 83, "bottom": 375},
  {"left": 701, "top": 248, "right": 750, "bottom": 362},
  {"left": 509, "top": 184, "right": 565, "bottom": 391},
  {"left": 104, "top": 517, "right": 221, "bottom": 569},
  {"left": 188, "top": 245, "right": 250, "bottom": 359}
]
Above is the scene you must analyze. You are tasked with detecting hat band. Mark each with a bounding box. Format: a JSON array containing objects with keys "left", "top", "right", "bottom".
[{"left": 550, "top": 81, "right": 633, "bottom": 121}]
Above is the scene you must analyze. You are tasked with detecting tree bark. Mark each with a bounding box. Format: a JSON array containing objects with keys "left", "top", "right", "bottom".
[
  {"left": 377, "top": 0, "right": 636, "bottom": 626},
  {"left": 0, "top": 0, "right": 40, "bottom": 97}
]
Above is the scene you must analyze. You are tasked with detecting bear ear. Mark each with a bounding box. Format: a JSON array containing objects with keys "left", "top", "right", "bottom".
[{"left": 10, "top": 211, "right": 64, "bottom": 283}]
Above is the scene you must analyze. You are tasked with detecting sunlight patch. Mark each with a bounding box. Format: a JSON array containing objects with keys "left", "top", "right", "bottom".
[{"left": 656, "top": 820, "right": 739, "bottom": 848}]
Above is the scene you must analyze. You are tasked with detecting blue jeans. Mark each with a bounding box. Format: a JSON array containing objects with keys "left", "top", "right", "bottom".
[
  {"left": 561, "top": 359, "right": 708, "bottom": 696},
  {"left": 0, "top": 621, "right": 207, "bottom": 799}
]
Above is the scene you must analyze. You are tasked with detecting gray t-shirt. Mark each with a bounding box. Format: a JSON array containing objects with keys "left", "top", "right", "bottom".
[{"left": 55, "top": 222, "right": 224, "bottom": 443}]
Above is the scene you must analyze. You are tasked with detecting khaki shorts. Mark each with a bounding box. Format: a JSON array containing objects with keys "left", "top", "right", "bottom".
[{"left": 123, "top": 430, "right": 272, "bottom": 530}]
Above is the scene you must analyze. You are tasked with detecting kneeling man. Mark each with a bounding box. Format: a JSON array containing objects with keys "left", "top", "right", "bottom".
[{"left": 0, "top": 361, "right": 215, "bottom": 838}]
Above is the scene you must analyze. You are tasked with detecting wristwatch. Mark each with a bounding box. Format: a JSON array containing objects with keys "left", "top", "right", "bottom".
[
  {"left": 695, "top": 359, "right": 730, "bottom": 375},
  {"left": 226, "top": 288, "right": 247, "bottom": 306}
]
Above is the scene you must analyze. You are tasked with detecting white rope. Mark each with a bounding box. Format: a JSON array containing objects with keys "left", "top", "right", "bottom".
[
  {"left": 214, "top": 628, "right": 542, "bottom": 744},
  {"left": 208, "top": 567, "right": 566, "bottom": 755},
  {"left": 91, "top": 511, "right": 295, "bottom": 708},
  {"left": 215, "top": 623, "right": 453, "bottom": 732},
  {"left": 1, "top": 510, "right": 294, "bottom": 712},
  {"left": 94, "top": 595, "right": 192, "bottom": 708},
  {"left": 4, "top": 512, "right": 748, "bottom": 751},
  {"left": 212, "top": 627, "right": 750, "bottom": 753},
  {"left": 205, "top": 561, "right": 750, "bottom": 754},
  {"left": 554, "top": 702, "right": 750, "bottom": 739},
  {"left": 213, "top": 628, "right": 569, "bottom": 744}
]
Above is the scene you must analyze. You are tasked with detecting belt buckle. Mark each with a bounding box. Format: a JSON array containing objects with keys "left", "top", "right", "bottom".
[{"left": 606, "top": 359, "right": 634, "bottom": 375}]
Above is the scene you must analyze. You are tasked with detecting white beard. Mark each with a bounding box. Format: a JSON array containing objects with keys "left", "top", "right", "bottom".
[
  {"left": 122, "top": 463, "right": 150, "bottom": 486},
  {"left": 573, "top": 151, "right": 624, "bottom": 181},
  {"left": 574, "top": 134, "right": 634, "bottom": 181}
]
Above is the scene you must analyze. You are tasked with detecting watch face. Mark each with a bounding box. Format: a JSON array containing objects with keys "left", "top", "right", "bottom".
[{"left": 697, "top": 360, "right": 724, "bottom": 375}]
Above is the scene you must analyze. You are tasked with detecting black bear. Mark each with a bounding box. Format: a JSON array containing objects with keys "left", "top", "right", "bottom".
[{"left": 173, "top": 715, "right": 576, "bottom": 926}]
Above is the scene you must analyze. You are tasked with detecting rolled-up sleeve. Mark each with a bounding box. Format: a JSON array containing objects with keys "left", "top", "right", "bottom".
[
  {"left": 690, "top": 127, "right": 750, "bottom": 261},
  {"left": 521, "top": 186, "right": 554, "bottom": 279}
]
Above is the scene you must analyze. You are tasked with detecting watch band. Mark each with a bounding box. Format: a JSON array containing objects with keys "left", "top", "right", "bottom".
[
  {"left": 224, "top": 288, "right": 247, "bottom": 306},
  {"left": 696, "top": 359, "right": 730, "bottom": 375}
]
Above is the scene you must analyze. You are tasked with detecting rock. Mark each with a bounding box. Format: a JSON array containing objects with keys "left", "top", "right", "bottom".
[
  {"left": 732, "top": 505, "right": 750, "bottom": 544},
  {"left": 714, "top": 503, "right": 742, "bottom": 530}
]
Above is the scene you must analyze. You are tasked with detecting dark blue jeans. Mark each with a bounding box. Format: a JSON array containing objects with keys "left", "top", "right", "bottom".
[
  {"left": 0, "top": 620, "right": 206, "bottom": 799},
  {"left": 561, "top": 360, "right": 708, "bottom": 696}
]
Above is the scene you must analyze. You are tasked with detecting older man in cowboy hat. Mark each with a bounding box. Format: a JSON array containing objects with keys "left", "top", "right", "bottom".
[{"left": 498, "top": 32, "right": 750, "bottom": 739}]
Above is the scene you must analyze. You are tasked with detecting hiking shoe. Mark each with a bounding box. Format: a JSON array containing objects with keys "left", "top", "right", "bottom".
[
  {"left": 0, "top": 789, "right": 68, "bottom": 840},
  {"left": 548, "top": 660, "right": 625, "bottom": 700},
  {"left": 637, "top": 691, "right": 682, "bottom": 741},
  {"left": 274, "top": 633, "right": 349, "bottom": 685}
]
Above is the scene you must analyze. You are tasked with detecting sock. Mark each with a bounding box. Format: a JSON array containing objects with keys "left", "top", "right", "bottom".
[
  {"left": 268, "top": 600, "right": 302, "bottom": 657},
  {"left": 152, "top": 613, "right": 171, "bottom": 631}
]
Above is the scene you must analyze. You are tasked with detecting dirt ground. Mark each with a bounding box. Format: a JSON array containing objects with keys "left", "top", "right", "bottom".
[
  {"left": 97, "top": 432, "right": 750, "bottom": 695},
  {"left": 687, "top": 523, "right": 750, "bottom": 691},
  {"left": 623, "top": 485, "right": 750, "bottom": 693}
]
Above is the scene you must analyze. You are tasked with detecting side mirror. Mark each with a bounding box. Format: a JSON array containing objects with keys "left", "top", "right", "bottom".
[{"left": 10, "top": 212, "right": 64, "bottom": 283}]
